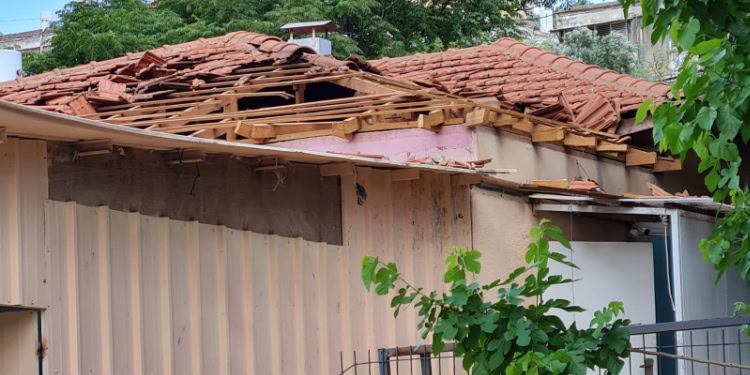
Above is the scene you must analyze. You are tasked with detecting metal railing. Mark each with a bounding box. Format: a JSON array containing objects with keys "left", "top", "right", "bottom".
[{"left": 337, "top": 317, "right": 750, "bottom": 375}]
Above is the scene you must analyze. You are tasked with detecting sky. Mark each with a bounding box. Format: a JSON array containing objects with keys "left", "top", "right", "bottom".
[{"left": 0, "top": 0, "right": 69, "bottom": 35}]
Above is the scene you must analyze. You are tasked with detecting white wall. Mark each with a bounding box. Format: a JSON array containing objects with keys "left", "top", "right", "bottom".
[{"left": 546, "top": 241, "right": 656, "bottom": 375}]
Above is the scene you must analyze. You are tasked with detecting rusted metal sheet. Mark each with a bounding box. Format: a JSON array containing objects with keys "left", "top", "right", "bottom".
[{"left": 0, "top": 138, "right": 49, "bottom": 308}]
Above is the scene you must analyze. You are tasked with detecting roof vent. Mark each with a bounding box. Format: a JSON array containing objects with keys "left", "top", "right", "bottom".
[{"left": 280, "top": 21, "right": 339, "bottom": 55}]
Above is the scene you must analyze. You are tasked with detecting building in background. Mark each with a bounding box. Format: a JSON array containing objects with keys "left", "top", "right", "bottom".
[
  {"left": 552, "top": 1, "right": 681, "bottom": 81},
  {"left": 0, "top": 29, "right": 54, "bottom": 53}
]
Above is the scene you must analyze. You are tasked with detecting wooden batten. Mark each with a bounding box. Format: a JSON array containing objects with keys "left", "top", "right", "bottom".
[
  {"left": 531, "top": 126, "right": 565, "bottom": 143},
  {"left": 625, "top": 148, "right": 657, "bottom": 167},
  {"left": 74, "top": 139, "right": 114, "bottom": 157},
  {"left": 391, "top": 169, "right": 421, "bottom": 182},
  {"left": 336, "top": 77, "right": 396, "bottom": 94},
  {"left": 563, "top": 133, "right": 597, "bottom": 148},
  {"left": 451, "top": 174, "right": 482, "bottom": 186},
  {"left": 653, "top": 157, "right": 682, "bottom": 172},
  {"left": 596, "top": 141, "right": 629, "bottom": 153},
  {"left": 294, "top": 83, "right": 306, "bottom": 104},
  {"left": 418, "top": 110, "right": 445, "bottom": 132},
  {"left": 320, "top": 163, "right": 355, "bottom": 176}
]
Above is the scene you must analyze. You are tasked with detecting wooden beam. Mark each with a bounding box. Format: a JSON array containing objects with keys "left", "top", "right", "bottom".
[
  {"left": 165, "top": 149, "right": 206, "bottom": 164},
  {"left": 464, "top": 108, "right": 491, "bottom": 127},
  {"left": 336, "top": 77, "right": 397, "bottom": 94},
  {"left": 511, "top": 119, "right": 534, "bottom": 134},
  {"left": 294, "top": 84, "right": 305, "bottom": 104},
  {"left": 332, "top": 117, "right": 361, "bottom": 140},
  {"left": 417, "top": 110, "right": 445, "bottom": 132},
  {"left": 531, "top": 126, "right": 565, "bottom": 143},
  {"left": 563, "top": 133, "right": 598, "bottom": 148},
  {"left": 625, "top": 148, "right": 657, "bottom": 166},
  {"left": 0, "top": 127, "right": 6, "bottom": 144},
  {"left": 320, "top": 163, "right": 355, "bottom": 176},
  {"left": 491, "top": 114, "right": 518, "bottom": 127},
  {"left": 391, "top": 169, "right": 421, "bottom": 182},
  {"left": 250, "top": 124, "right": 276, "bottom": 139},
  {"left": 653, "top": 157, "right": 682, "bottom": 172},
  {"left": 532, "top": 179, "right": 568, "bottom": 189},
  {"left": 596, "top": 141, "right": 629, "bottom": 153},
  {"left": 451, "top": 174, "right": 482, "bottom": 186}
]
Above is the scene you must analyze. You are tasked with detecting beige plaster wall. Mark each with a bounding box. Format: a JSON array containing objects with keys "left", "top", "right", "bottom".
[
  {"left": 469, "top": 187, "right": 632, "bottom": 284},
  {"left": 474, "top": 127, "right": 657, "bottom": 196}
]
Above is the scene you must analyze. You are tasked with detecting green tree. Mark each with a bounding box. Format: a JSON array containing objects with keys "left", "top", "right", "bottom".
[
  {"left": 362, "top": 220, "right": 631, "bottom": 375},
  {"left": 25, "top": 0, "right": 546, "bottom": 74},
  {"left": 622, "top": 0, "right": 750, "bottom": 284},
  {"left": 537, "top": 28, "right": 637, "bottom": 74}
]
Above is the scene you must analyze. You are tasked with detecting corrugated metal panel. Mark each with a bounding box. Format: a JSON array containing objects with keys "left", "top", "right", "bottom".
[
  {"left": 0, "top": 138, "right": 49, "bottom": 308},
  {"left": 341, "top": 167, "right": 473, "bottom": 364},
  {"left": 42, "top": 177, "right": 469, "bottom": 374},
  {"left": 20, "top": 162, "right": 471, "bottom": 374}
]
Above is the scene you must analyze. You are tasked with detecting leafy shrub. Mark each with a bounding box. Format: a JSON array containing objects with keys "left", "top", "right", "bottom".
[{"left": 362, "top": 219, "right": 631, "bottom": 375}]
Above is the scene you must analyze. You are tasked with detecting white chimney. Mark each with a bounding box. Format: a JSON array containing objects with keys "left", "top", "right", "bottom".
[{"left": 280, "top": 21, "right": 338, "bottom": 55}]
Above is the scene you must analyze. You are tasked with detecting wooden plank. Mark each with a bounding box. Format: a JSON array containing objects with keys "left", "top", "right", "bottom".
[
  {"left": 653, "top": 157, "right": 682, "bottom": 172},
  {"left": 417, "top": 110, "right": 445, "bottom": 132},
  {"left": 390, "top": 169, "right": 420, "bottom": 182},
  {"left": 166, "top": 73, "right": 360, "bottom": 98},
  {"left": 532, "top": 179, "right": 568, "bottom": 189},
  {"left": 625, "top": 148, "right": 658, "bottom": 166},
  {"left": 250, "top": 124, "right": 276, "bottom": 139},
  {"left": 511, "top": 119, "right": 534, "bottom": 134},
  {"left": 223, "top": 97, "right": 239, "bottom": 141},
  {"left": 596, "top": 141, "right": 629, "bottom": 152},
  {"left": 451, "top": 174, "right": 482, "bottom": 186},
  {"left": 564, "top": 133, "right": 598, "bottom": 148},
  {"left": 92, "top": 92, "right": 293, "bottom": 114},
  {"left": 464, "top": 108, "right": 490, "bottom": 127},
  {"left": 320, "top": 163, "right": 355, "bottom": 176},
  {"left": 531, "top": 126, "right": 565, "bottom": 143},
  {"left": 108, "top": 95, "right": 425, "bottom": 126},
  {"left": 332, "top": 117, "right": 360, "bottom": 140}
]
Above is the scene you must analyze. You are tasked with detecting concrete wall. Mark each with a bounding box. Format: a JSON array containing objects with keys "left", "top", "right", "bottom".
[
  {"left": 475, "top": 126, "right": 656, "bottom": 195},
  {"left": 47, "top": 143, "right": 342, "bottom": 244},
  {"left": 0, "top": 29, "right": 54, "bottom": 53}
]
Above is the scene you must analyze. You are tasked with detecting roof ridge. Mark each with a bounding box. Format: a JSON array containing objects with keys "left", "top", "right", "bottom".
[{"left": 492, "top": 38, "right": 670, "bottom": 98}]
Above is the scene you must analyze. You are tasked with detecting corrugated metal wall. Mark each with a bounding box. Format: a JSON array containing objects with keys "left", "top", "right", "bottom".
[
  {"left": 43, "top": 183, "right": 470, "bottom": 375},
  {"left": 2, "top": 138, "right": 473, "bottom": 374},
  {"left": 0, "top": 138, "right": 48, "bottom": 308}
]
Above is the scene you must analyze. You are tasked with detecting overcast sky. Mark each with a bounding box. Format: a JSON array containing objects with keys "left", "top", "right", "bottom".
[{"left": 1, "top": 0, "right": 68, "bottom": 35}]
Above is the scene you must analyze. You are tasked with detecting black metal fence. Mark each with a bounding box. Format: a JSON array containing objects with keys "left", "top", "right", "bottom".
[{"left": 338, "top": 317, "right": 750, "bottom": 375}]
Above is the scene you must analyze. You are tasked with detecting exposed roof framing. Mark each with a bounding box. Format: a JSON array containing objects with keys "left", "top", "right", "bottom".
[{"left": 0, "top": 31, "right": 678, "bottom": 171}]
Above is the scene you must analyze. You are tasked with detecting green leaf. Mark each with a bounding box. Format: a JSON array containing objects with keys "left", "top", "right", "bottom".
[
  {"left": 695, "top": 106, "right": 717, "bottom": 130},
  {"left": 717, "top": 105, "right": 741, "bottom": 139},
  {"left": 489, "top": 350, "right": 505, "bottom": 370},
  {"left": 678, "top": 17, "right": 700, "bottom": 50},
  {"left": 636, "top": 99, "right": 652, "bottom": 124},
  {"left": 690, "top": 38, "right": 722, "bottom": 55},
  {"left": 361, "top": 256, "right": 378, "bottom": 291},
  {"left": 669, "top": 17, "right": 680, "bottom": 45},
  {"left": 464, "top": 250, "right": 482, "bottom": 274}
]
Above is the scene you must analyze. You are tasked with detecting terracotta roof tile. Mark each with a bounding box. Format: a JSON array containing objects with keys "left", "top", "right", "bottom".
[
  {"left": 368, "top": 38, "right": 670, "bottom": 128},
  {"left": 0, "top": 31, "right": 331, "bottom": 103}
]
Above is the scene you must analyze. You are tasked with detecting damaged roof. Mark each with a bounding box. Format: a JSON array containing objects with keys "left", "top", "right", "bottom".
[
  {"left": 0, "top": 31, "right": 355, "bottom": 111},
  {"left": 369, "top": 38, "right": 671, "bottom": 133}
]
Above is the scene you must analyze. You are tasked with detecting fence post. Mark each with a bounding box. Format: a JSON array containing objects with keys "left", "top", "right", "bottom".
[{"left": 378, "top": 349, "right": 390, "bottom": 375}]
